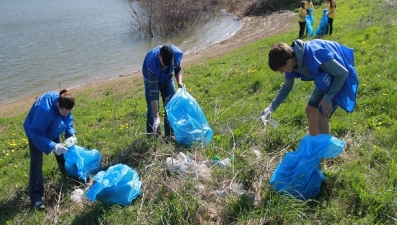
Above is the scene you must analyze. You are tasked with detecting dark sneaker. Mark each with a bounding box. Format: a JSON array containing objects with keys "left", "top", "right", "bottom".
[{"left": 33, "top": 201, "right": 46, "bottom": 210}]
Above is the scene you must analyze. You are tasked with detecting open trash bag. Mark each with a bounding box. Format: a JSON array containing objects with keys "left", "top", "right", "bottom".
[
  {"left": 165, "top": 87, "right": 213, "bottom": 146},
  {"left": 305, "top": 8, "right": 314, "bottom": 37},
  {"left": 315, "top": 9, "right": 329, "bottom": 36},
  {"left": 270, "top": 134, "right": 345, "bottom": 200},
  {"left": 86, "top": 164, "right": 142, "bottom": 206},
  {"left": 64, "top": 145, "right": 102, "bottom": 181}
]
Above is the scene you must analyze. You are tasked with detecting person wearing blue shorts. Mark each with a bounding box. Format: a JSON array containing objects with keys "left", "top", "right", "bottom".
[{"left": 261, "top": 39, "right": 359, "bottom": 135}]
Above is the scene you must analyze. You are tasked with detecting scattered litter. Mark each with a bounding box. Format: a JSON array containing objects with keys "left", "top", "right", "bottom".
[
  {"left": 231, "top": 183, "right": 245, "bottom": 195},
  {"left": 261, "top": 116, "right": 279, "bottom": 128},
  {"left": 252, "top": 149, "right": 261, "bottom": 159},
  {"left": 215, "top": 190, "right": 227, "bottom": 197},
  {"left": 71, "top": 188, "right": 86, "bottom": 203},
  {"left": 203, "top": 156, "right": 232, "bottom": 168},
  {"left": 166, "top": 152, "right": 211, "bottom": 179}
]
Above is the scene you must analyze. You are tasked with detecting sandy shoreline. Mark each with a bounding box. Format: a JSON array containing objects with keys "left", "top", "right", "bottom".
[{"left": 0, "top": 11, "right": 296, "bottom": 118}]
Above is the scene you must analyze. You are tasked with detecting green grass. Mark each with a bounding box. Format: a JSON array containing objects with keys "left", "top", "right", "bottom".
[{"left": 1, "top": 0, "right": 397, "bottom": 224}]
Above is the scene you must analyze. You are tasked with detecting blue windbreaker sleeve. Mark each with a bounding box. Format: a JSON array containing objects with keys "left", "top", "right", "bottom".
[
  {"left": 29, "top": 108, "right": 56, "bottom": 155},
  {"left": 65, "top": 115, "right": 76, "bottom": 138},
  {"left": 270, "top": 77, "right": 295, "bottom": 111}
]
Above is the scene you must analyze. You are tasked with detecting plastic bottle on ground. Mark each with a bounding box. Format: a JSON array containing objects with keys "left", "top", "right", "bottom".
[
  {"left": 211, "top": 156, "right": 231, "bottom": 167},
  {"left": 260, "top": 116, "right": 279, "bottom": 128}
]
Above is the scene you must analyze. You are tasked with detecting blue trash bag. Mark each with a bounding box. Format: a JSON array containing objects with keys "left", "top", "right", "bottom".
[
  {"left": 165, "top": 87, "right": 213, "bottom": 146},
  {"left": 316, "top": 9, "right": 329, "bottom": 36},
  {"left": 270, "top": 134, "right": 345, "bottom": 200},
  {"left": 305, "top": 8, "right": 314, "bottom": 36},
  {"left": 86, "top": 164, "right": 142, "bottom": 206},
  {"left": 64, "top": 145, "right": 102, "bottom": 181},
  {"left": 307, "top": 7, "right": 315, "bottom": 25}
]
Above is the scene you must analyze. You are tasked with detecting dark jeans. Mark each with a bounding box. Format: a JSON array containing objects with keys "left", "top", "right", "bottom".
[
  {"left": 299, "top": 21, "right": 306, "bottom": 38},
  {"left": 144, "top": 78, "right": 176, "bottom": 136},
  {"left": 326, "top": 18, "right": 334, "bottom": 35},
  {"left": 29, "top": 137, "right": 65, "bottom": 204}
]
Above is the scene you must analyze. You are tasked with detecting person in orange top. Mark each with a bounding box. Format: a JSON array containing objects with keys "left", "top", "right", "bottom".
[
  {"left": 326, "top": 0, "right": 336, "bottom": 35},
  {"left": 298, "top": 1, "right": 307, "bottom": 38}
]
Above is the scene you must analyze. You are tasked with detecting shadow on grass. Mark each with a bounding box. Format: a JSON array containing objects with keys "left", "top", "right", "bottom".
[
  {"left": 69, "top": 202, "right": 112, "bottom": 225},
  {"left": 0, "top": 188, "right": 30, "bottom": 225},
  {"left": 222, "top": 193, "right": 256, "bottom": 225},
  {"left": 0, "top": 171, "right": 89, "bottom": 224}
]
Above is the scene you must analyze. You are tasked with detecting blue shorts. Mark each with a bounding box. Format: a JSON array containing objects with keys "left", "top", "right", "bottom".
[{"left": 307, "top": 86, "right": 338, "bottom": 117}]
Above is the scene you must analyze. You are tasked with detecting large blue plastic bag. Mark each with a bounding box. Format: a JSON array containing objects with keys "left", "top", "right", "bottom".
[
  {"left": 270, "top": 134, "right": 345, "bottom": 200},
  {"left": 165, "top": 87, "right": 213, "bottom": 146},
  {"left": 86, "top": 164, "right": 142, "bottom": 206},
  {"left": 315, "top": 9, "right": 329, "bottom": 36},
  {"left": 64, "top": 145, "right": 102, "bottom": 181},
  {"left": 305, "top": 8, "right": 314, "bottom": 36}
]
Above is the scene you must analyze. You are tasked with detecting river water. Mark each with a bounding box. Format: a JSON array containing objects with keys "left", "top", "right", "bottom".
[{"left": 0, "top": 0, "right": 241, "bottom": 105}]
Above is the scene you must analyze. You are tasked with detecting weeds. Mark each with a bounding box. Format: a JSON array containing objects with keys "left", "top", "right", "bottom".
[{"left": 1, "top": 0, "right": 397, "bottom": 224}]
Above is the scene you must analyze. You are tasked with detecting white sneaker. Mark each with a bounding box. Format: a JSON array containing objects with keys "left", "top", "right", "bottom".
[{"left": 33, "top": 201, "right": 46, "bottom": 210}]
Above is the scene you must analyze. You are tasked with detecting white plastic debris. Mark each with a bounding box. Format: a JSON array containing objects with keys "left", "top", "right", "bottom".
[
  {"left": 261, "top": 116, "right": 279, "bottom": 128},
  {"left": 70, "top": 188, "right": 86, "bottom": 203},
  {"left": 166, "top": 152, "right": 211, "bottom": 179}
]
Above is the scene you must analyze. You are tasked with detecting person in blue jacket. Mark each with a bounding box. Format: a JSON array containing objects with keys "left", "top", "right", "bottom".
[
  {"left": 261, "top": 39, "right": 358, "bottom": 135},
  {"left": 23, "top": 89, "right": 77, "bottom": 209},
  {"left": 142, "top": 44, "right": 185, "bottom": 137}
]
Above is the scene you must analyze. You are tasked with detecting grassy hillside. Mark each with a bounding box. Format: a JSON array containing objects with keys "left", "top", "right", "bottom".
[{"left": 1, "top": 0, "right": 396, "bottom": 224}]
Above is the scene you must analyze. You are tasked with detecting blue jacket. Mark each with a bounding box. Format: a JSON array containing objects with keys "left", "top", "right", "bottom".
[
  {"left": 142, "top": 44, "right": 183, "bottom": 84},
  {"left": 24, "top": 91, "right": 76, "bottom": 155},
  {"left": 286, "top": 39, "right": 359, "bottom": 112}
]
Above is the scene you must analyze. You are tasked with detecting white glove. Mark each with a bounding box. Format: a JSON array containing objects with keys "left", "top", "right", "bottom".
[
  {"left": 53, "top": 143, "right": 68, "bottom": 155},
  {"left": 64, "top": 136, "right": 77, "bottom": 147},
  {"left": 153, "top": 117, "right": 161, "bottom": 134},
  {"left": 260, "top": 106, "right": 273, "bottom": 121},
  {"left": 260, "top": 106, "right": 279, "bottom": 128}
]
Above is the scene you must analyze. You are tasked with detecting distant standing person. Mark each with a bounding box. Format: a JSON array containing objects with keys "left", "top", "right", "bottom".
[
  {"left": 305, "top": 0, "right": 315, "bottom": 36},
  {"left": 24, "top": 89, "right": 77, "bottom": 209},
  {"left": 323, "top": 0, "right": 330, "bottom": 9},
  {"left": 142, "top": 44, "right": 184, "bottom": 137},
  {"left": 305, "top": 0, "right": 314, "bottom": 15},
  {"left": 326, "top": 0, "right": 336, "bottom": 35},
  {"left": 261, "top": 39, "right": 359, "bottom": 136},
  {"left": 298, "top": 1, "right": 307, "bottom": 38}
]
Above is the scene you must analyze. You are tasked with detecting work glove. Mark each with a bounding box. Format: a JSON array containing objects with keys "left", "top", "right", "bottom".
[
  {"left": 53, "top": 143, "right": 68, "bottom": 155},
  {"left": 260, "top": 106, "right": 273, "bottom": 122},
  {"left": 153, "top": 117, "right": 161, "bottom": 134},
  {"left": 64, "top": 136, "right": 77, "bottom": 147}
]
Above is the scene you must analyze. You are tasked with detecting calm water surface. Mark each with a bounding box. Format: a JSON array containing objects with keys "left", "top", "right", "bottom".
[{"left": 0, "top": 0, "right": 241, "bottom": 105}]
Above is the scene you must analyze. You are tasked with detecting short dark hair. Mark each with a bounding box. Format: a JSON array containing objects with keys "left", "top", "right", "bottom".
[
  {"left": 160, "top": 45, "right": 174, "bottom": 67},
  {"left": 268, "top": 42, "right": 294, "bottom": 71}
]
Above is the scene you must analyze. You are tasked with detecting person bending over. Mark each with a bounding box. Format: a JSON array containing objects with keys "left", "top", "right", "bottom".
[{"left": 261, "top": 39, "right": 358, "bottom": 135}]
